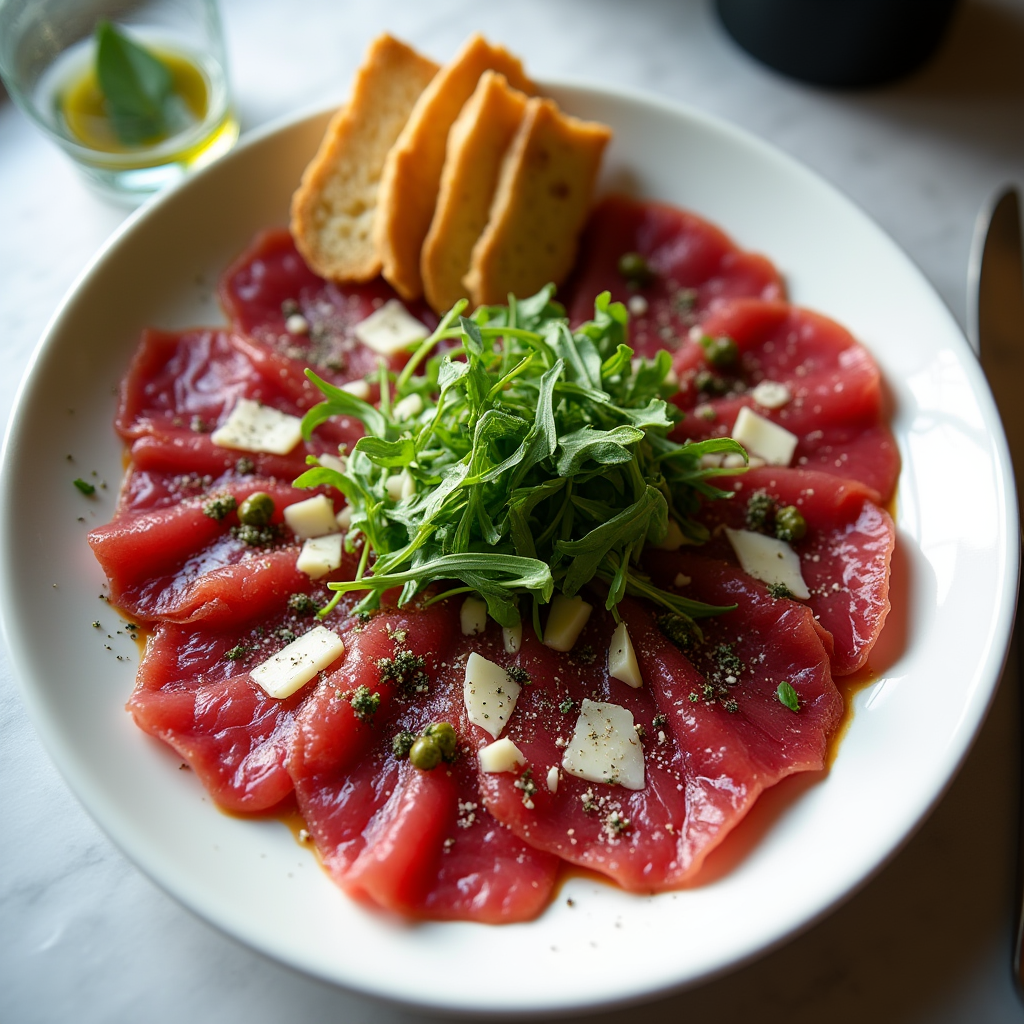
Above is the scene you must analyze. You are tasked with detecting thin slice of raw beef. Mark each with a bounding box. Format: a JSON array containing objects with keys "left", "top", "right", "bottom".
[
  {"left": 677, "top": 466, "right": 895, "bottom": 676},
  {"left": 671, "top": 298, "right": 900, "bottom": 501},
  {"left": 288, "top": 605, "right": 560, "bottom": 923},
  {"left": 129, "top": 601, "right": 349, "bottom": 812},
  {"left": 219, "top": 228, "right": 438, "bottom": 386},
  {"left": 479, "top": 570, "right": 841, "bottom": 891},
  {"left": 563, "top": 194, "right": 785, "bottom": 355},
  {"left": 88, "top": 479, "right": 352, "bottom": 626},
  {"left": 116, "top": 327, "right": 363, "bottom": 482}
]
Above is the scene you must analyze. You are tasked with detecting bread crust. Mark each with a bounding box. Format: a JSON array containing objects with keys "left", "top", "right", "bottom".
[
  {"left": 463, "top": 98, "right": 612, "bottom": 307},
  {"left": 290, "top": 34, "right": 438, "bottom": 283},
  {"left": 421, "top": 71, "right": 529, "bottom": 315},
  {"left": 374, "top": 34, "right": 535, "bottom": 301}
]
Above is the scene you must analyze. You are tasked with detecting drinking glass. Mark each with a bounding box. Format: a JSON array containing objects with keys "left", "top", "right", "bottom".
[{"left": 0, "top": 0, "right": 239, "bottom": 203}]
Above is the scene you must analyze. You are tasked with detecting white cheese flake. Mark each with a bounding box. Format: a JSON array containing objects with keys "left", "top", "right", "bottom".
[
  {"left": 464, "top": 652, "right": 521, "bottom": 739},
  {"left": 210, "top": 398, "right": 303, "bottom": 455},
  {"left": 562, "top": 698, "right": 645, "bottom": 791},
  {"left": 392, "top": 393, "right": 423, "bottom": 420},
  {"left": 460, "top": 597, "right": 488, "bottom": 636},
  {"left": 296, "top": 533, "right": 343, "bottom": 579},
  {"left": 725, "top": 527, "right": 810, "bottom": 599},
  {"left": 285, "top": 313, "right": 309, "bottom": 335},
  {"left": 342, "top": 379, "right": 371, "bottom": 401},
  {"left": 284, "top": 495, "right": 339, "bottom": 539},
  {"left": 543, "top": 594, "right": 592, "bottom": 652},
  {"left": 674, "top": 572, "right": 691, "bottom": 587},
  {"left": 546, "top": 766, "right": 559, "bottom": 793},
  {"left": 651, "top": 518, "right": 685, "bottom": 551},
  {"left": 318, "top": 452, "right": 347, "bottom": 474},
  {"left": 503, "top": 622, "right": 522, "bottom": 654},
  {"left": 731, "top": 406, "right": 798, "bottom": 466},
  {"left": 353, "top": 299, "right": 429, "bottom": 356},
  {"left": 250, "top": 625, "right": 344, "bottom": 699},
  {"left": 478, "top": 737, "right": 526, "bottom": 773},
  {"left": 751, "top": 380, "right": 792, "bottom": 410},
  {"left": 335, "top": 505, "right": 352, "bottom": 530},
  {"left": 608, "top": 621, "right": 643, "bottom": 689},
  {"left": 384, "top": 469, "right": 415, "bottom": 502}
]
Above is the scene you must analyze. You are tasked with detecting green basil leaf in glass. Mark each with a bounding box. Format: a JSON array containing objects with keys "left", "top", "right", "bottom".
[{"left": 95, "top": 20, "right": 174, "bottom": 145}]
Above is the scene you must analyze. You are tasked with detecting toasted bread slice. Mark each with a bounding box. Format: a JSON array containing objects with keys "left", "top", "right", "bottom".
[
  {"left": 374, "top": 34, "right": 535, "bottom": 301},
  {"left": 464, "top": 98, "right": 612, "bottom": 306},
  {"left": 421, "top": 71, "right": 529, "bottom": 314},
  {"left": 290, "top": 35, "right": 438, "bottom": 282}
]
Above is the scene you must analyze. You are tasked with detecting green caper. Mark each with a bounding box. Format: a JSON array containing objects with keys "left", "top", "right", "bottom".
[
  {"left": 409, "top": 735, "right": 442, "bottom": 771},
  {"left": 699, "top": 334, "right": 738, "bottom": 369},
  {"left": 617, "top": 251, "right": 655, "bottom": 287},
  {"left": 238, "top": 491, "right": 275, "bottom": 527},
  {"left": 775, "top": 505, "right": 808, "bottom": 543},
  {"left": 424, "top": 721, "right": 458, "bottom": 761}
]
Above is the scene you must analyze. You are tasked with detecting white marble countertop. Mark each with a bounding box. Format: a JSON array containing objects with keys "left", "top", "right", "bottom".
[{"left": 2, "top": 1, "right": 1023, "bottom": 1020}]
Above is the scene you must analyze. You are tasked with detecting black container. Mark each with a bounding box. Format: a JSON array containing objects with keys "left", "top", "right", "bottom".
[{"left": 715, "top": 0, "right": 961, "bottom": 88}]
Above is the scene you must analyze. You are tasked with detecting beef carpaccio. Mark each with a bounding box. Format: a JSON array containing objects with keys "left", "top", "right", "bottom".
[{"left": 89, "top": 200, "right": 897, "bottom": 923}]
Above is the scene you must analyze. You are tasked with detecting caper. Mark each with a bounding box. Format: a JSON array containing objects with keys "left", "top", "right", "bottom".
[
  {"left": 699, "top": 334, "right": 738, "bottom": 369},
  {"left": 425, "top": 721, "right": 458, "bottom": 761},
  {"left": 409, "top": 735, "right": 442, "bottom": 771},
  {"left": 617, "top": 251, "right": 655, "bottom": 287},
  {"left": 775, "top": 505, "right": 808, "bottom": 543},
  {"left": 238, "top": 491, "right": 275, "bottom": 527}
]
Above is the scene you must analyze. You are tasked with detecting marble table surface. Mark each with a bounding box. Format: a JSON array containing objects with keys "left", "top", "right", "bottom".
[{"left": 2, "top": 1, "right": 1023, "bottom": 1020}]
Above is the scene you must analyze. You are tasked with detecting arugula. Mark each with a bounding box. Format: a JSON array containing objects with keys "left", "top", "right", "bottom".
[
  {"left": 298, "top": 287, "right": 747, "bottom": 631},
  {"left": 95, "top": 20, "right": 174, "bottom": 145}
]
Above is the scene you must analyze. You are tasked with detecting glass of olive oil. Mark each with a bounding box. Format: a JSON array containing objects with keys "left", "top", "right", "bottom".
[{"left": 0, "top": 0, "right": 238, "bottom": 204}]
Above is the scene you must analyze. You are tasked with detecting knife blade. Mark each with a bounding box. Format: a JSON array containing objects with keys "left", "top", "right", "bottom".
[
  {"left": 975, "top": 187, "right": 1024, "bottom": 507},
  {"left": 972, "top": 186, "right": 1024, "bottom": 1000}
]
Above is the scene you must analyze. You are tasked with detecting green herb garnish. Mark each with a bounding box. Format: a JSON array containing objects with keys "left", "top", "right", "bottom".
[
  {"left": 287, "top": 593, "right": 320, "bottom": 616},
  {"left": 391, "top": 730, "right": 416, "bottom": 759},
  {"left": 202, "top": 494, "right": 237, "bottom": 521},
  {"left": 506, "top": 666, "right": 531, "bottom": 686},
  {"left": 74, "top": 478, "right": 96, "bottom": 495},
  {"left": 348, "top": 684, "right": 381, "bottom": 721},
  {"left": 298, "top": 288, "right": 745, "bottom": 630},
  {"left": 777, "top": 680, "right": 800, "bottom": 713},
  {"left": 95, "top": 21, "right": 175, "bottom": 145},
  {"left": 745, "top": 490, "right": 775, "bottom": 533}
]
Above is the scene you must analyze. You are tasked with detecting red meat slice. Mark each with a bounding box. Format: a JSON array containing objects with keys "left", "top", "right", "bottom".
[
  {"left": 480, "top": 572, "right": 840, "bottom": 891},
  {"left": 219, "top": 229, "right": 438, "bottom": 386},
  {"left": 671, "top": 298, "right": 900, "bottom": 501},
  {"left": 563, "top": 194, "right": 785, "bottom": 355},
  {"left": 288, "top": 606, "right": 560, "bottom": 923},
  {"left": 679, "top": 466, "right": 895, "bottom": 676},
  {"left": 129, "top": 607, "right": 347, "bottom": 812},
  {"left": 88, "top": 478, "right": 352, "bottom": 626},
  {"left": 116, "top": 327, "right": 362, "bottom": 482}
]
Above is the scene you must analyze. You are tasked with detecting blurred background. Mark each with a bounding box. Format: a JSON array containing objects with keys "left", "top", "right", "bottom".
[{"left": 1, "top": 1, "right": 1023, "bottom": 1020}]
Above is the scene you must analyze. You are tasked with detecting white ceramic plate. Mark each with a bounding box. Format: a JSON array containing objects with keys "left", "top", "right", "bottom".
[{"left": 0, "top": 83, "right": 1016, "bottom": 1016}]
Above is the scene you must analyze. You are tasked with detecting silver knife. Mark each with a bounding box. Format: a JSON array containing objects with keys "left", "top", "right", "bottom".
[{"left": 971, "top": 185, "right": 1024, "bottom": 999}]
